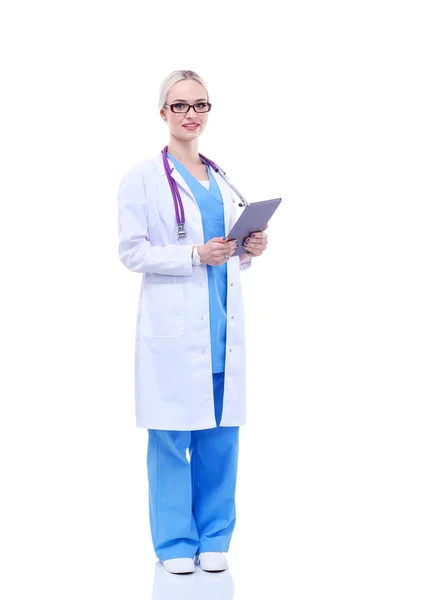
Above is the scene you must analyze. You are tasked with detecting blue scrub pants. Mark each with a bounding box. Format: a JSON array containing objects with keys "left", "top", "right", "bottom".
[{"left": 147, "top": 372, "right": 240, "bottom": 561}]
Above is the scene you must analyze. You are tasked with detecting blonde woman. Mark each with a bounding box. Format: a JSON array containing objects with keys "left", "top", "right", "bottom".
[{"left": 117, "top": 70, "right": 268, "bottom": 574}]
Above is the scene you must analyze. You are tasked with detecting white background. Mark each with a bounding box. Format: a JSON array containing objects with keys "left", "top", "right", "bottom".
[{"left": 1, "top": 0, "right": 426, "bottom": 598}]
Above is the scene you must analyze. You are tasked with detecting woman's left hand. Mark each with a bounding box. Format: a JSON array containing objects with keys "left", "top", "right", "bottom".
[{"left": 242, "top": 224, "right": 268, "bottom": 257}]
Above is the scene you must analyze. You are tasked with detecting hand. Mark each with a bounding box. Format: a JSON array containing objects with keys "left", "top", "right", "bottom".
[
  {"left": 198, "top": 237, "right": 238, "bottom": 266},
  {"left": 242, "top": 224, "right": 269, "bottom": 257}
]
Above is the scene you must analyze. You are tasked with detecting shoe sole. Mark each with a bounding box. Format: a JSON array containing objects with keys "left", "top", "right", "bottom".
[
  {"left": 164, "top": 569, "right": 195, "bottom": 574},
  {"left": 161, "top": 563, "right": 195, "bottom": 575}
]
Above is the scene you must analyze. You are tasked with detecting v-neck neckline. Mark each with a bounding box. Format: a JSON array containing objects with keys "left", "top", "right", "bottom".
[{"left": 167, "top": 153, "right": 212, "bottom": 191}]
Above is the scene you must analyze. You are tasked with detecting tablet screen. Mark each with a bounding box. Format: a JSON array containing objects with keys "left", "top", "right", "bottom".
[{"left": 227, "top": 198, "right": 282, "bottom": 255}]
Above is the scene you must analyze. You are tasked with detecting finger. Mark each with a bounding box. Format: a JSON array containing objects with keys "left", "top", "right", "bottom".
[
  {"left": 214, "top": 247, "right": 231, "bottom": 257},
  {"left": 214, "top": 251, "right": 229, "bottom": 262},
  {"left": 245, "top": 246, "right": 263, "bottom": 256},
  {"left": 211, "top": 237, "right": 230, "bottom": 244},
  {"left": 212, "top": 241, "right": 234, "bottom": 252},
  {"left": 244, "top": 237, "right": 258, "bottom": 248},
  {"left": 244, "top": 239, "right": 266, "bottom": 253},
  {"left": 245, "top": 234, "right": 267, "bottom": 247}
]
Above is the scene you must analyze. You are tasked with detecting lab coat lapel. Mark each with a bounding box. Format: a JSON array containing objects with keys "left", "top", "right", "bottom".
[
  {"left": 169, "top": 166, "right": 198, "bottom": 203},
  {"left": 153, "top": 151, "right": 197, "bottom": 205}
]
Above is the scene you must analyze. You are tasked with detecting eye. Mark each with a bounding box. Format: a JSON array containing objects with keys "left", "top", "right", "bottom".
[
  {"left": 173, "top": 103, "right": 188, "bottom": 111},
  {"left": 195, "top": 102, "right": 208, "bottom": 109}
]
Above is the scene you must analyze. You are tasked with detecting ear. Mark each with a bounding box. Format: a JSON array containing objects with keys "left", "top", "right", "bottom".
[{"left": 160, "top": 109, "right": 167, "bottom": 121}]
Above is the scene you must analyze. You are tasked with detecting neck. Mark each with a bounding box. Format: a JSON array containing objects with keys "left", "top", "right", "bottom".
[{"left": 167, "top": 137, "right": 201, "bottom": 164}]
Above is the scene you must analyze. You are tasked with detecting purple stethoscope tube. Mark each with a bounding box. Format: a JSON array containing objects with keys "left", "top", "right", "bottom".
[{"left": 161, "top": 145, "right": 249, "bottom": 240}]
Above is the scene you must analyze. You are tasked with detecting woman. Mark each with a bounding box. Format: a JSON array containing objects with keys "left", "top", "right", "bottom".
[{"left": 117, "top": 70, "right": 268, "bottom": 575}]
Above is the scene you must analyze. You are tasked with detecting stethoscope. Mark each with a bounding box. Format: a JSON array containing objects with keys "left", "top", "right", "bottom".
[{"left": 161, "top": 145, "right": 250, "bottom": 240}]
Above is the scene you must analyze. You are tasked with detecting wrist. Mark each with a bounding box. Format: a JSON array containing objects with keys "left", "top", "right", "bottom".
[{"left": 198, "top": 244, "right": 208, "bottom": 264}]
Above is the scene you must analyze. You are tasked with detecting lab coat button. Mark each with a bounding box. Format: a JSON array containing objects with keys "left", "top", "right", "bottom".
[
  {"left": 230, "top": 282, "right": 234, "bottom": 287},
  {"left": 192, "top": 217, "right": 196, "bottom": 222},
  {"left": 231, "top": 315, "right": 235, "bottom": 320},
  {"left": 202, "top": 349, "right": 206, "bottom": 353},
  {"left": 201, "top": 315, "right": 205, "bottom": 320}
]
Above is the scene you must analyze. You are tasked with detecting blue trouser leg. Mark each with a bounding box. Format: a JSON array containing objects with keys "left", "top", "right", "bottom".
[
  {"left": 190, "top": 374, "right": 239, "bottom": 552},
  {"left": 147, "top": 429, "right": 200, "bottom": 560},
  {"left": 147, "top": 372, "right": 239, "bottom": 560}
]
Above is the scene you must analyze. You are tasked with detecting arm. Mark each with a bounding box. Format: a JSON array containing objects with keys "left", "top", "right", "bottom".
[{"left": 117, "top": 167, "right": 193, "bottom": 276}]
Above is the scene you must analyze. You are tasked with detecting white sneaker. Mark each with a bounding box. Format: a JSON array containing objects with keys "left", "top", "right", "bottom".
[
  {"left": 161, "top": 558, "right": 195, "bottom": 574},
  {"left": 198, "top": 552, "right": 228, "bottom": 572}
]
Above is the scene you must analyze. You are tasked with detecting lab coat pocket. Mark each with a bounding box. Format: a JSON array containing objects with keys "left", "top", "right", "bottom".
[{"left": 140, "top": 279, "right": 185, "bottom": 339}]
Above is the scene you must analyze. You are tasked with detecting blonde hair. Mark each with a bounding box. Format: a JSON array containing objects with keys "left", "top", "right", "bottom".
[{"left": 158, "top": 70, "right": 209, "bottom": 109}]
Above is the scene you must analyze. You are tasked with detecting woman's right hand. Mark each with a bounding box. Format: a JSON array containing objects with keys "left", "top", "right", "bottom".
[{"left": 198, "top": 237, "right": 238, "bottom": 266}]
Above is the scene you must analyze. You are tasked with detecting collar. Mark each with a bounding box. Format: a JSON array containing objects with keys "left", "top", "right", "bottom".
[
  {"left": 153, "top": 150, "right": 195, "bottom": 200},
  {"left": 152, "top": 149, "right": 233, "bottom": 204},
  {"left": 153, "top": 150, "right": 169, "bottom": 176}
]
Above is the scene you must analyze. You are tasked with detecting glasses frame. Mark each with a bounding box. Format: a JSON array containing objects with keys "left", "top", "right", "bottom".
[{"left": 164, "top": 102, "right": 212, "bottom": 114}]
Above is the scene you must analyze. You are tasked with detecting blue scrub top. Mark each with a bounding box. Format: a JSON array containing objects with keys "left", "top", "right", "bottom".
[{"left": 167, "top": 153, "right": 227, "bottom": 373}]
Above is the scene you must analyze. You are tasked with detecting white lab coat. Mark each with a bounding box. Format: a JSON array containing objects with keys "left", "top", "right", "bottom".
[{"left": 117, "top": 151, "right": 252, "bottom": 430}]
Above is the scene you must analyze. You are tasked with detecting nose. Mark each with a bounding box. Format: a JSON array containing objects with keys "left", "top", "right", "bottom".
[{"left": 186, "top": 105, "right": 197, "bottom": 119}]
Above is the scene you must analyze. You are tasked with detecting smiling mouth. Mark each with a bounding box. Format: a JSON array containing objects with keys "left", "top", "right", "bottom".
[{"left": 183, "top": 123, "right": 199, "bottom": 129}]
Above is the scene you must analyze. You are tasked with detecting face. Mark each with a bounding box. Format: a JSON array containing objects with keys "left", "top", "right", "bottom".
[{"left": 160, "top": 79, "right": 209, "bottom": 141}]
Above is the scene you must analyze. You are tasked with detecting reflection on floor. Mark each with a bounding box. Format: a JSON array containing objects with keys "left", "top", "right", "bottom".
[{"left": 151, "top": 560, "right": 234, "bottom": 600}]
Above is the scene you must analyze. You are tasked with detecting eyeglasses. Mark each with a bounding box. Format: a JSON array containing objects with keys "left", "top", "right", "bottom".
[{"left": 164, "top": 102, "right": 212, "bottom": 114}]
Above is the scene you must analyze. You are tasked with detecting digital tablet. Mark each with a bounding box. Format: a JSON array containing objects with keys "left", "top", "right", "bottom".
[{"left": 227, "top": 198, "right": 282, "bottom": 255}]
